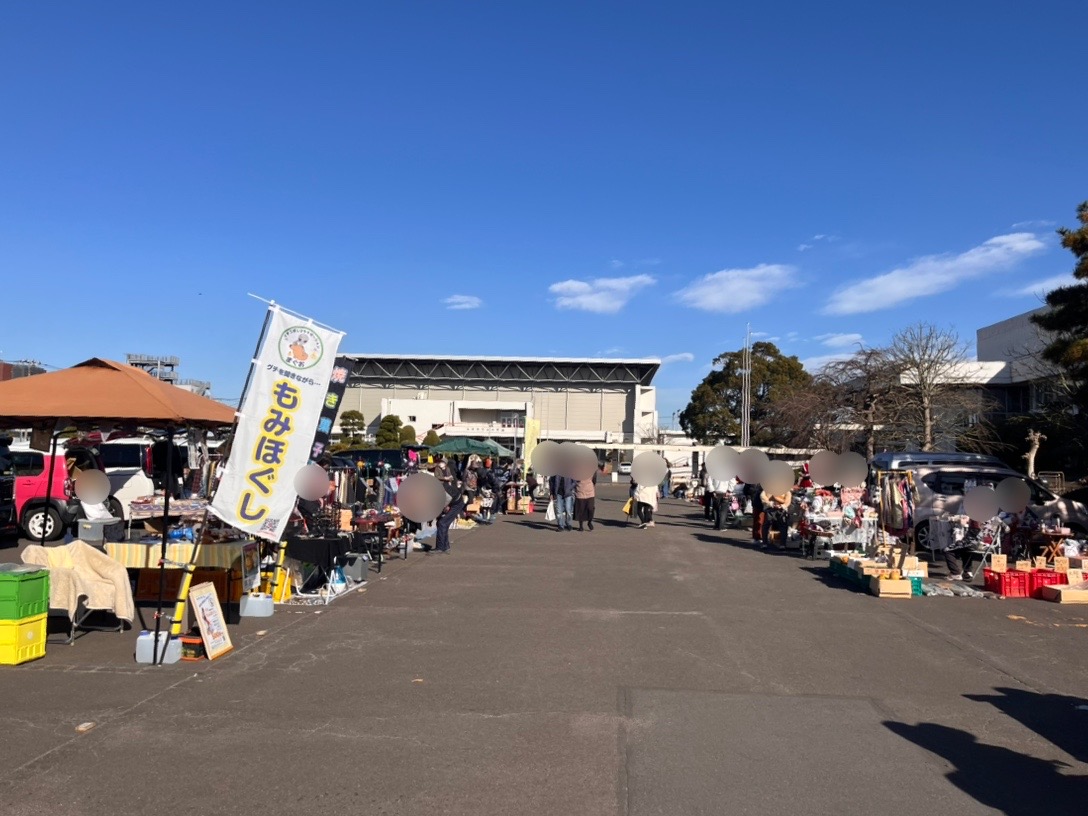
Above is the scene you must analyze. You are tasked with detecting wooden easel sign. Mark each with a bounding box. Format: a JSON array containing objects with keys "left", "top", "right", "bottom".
[{"left": 189, "top": 581, "right": 233, "bottom": 660}]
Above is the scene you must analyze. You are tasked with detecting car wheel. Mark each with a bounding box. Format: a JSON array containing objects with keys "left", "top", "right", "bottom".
[
  {"left": 24, "top": 506, "right": 63, "bottom": 541},
  {"left": 107, "top": 496, "right": 124, "bottom": 521},
  {"left": 914, "top": 521, "right": 932, "bottom": 552}
]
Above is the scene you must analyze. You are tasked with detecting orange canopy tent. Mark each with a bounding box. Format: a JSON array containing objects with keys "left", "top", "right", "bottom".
[
  {"left": 0, "top": 359, "right": 237, "bottom": 661},
  {"left": 0, "top": 358, "right": 235, "bottom": 429}
]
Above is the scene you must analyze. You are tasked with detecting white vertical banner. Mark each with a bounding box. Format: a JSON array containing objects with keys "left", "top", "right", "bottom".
[{"left": 211, "top": 305, "right": 345, "bottom": 541}]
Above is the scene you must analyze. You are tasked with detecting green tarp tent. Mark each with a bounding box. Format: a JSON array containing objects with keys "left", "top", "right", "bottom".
[
  {"left": 428, "top": 437, "right": 494, "bottom": 455},
  {"left": 483, "top": 438, "right": 515, "bottom": 457}
]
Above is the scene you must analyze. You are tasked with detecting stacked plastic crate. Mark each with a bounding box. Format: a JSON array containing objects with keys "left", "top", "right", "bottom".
[{"left": 0, "top": 564, "right": 49, "bottom": 665}]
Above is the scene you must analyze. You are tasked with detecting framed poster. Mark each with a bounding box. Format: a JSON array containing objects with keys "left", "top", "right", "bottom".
[
  {"left": 240, "top": 542, "right": 261, "bottom": 591},
  {"left": 189, "top": 581, "right": 233, "bottom": 660}
]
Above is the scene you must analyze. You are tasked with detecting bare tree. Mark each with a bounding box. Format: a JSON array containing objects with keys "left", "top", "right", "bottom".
[
  {"left": 822, "top": 347, "right": 903, "bottom": 459},
  {"left": 1024, "top": 429, "right": 1046, "bottom": 478},
  {"left": 765, "top": 377, "right": 852, "bottom": 452},
  {"left": 887, "top": 323, "right": 994, "bottom": 451}
]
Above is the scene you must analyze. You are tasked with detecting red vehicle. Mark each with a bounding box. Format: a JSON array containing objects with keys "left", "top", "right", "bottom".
[{"left": 8, "top": 445, "right": 118, "bottom": 540}]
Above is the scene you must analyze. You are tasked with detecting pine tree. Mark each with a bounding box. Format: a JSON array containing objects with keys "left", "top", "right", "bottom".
[
  {"left": 1032, "top": 201, "right": 1088, "bottom": 408},
  {"left": 376, "top": 414, "right": 403, "bottom": 448}
]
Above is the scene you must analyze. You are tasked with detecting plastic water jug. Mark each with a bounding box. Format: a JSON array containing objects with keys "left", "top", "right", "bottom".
[{"left": 135, "top": 630, "right": 182, "bottom": 664}]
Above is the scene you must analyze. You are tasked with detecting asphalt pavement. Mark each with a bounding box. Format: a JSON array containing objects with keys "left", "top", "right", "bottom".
[{"left": 1, "top": 485, "right": 1086, "bottom": 815}]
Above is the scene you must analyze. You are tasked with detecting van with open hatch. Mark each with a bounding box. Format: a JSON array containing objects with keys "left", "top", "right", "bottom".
[
  {"left": 908, "top": 464, "right": 1088, "bottom": 551},
  {"left": 7, "top": 443, "right": 117, "bottom": 540}
]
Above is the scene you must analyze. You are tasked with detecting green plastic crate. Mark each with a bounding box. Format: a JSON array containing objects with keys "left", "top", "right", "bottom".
[
  {"left": 0, "top": 569, "right": 50, "bottom": 621},
  {"left": 910, "top": 577, "right": 924, "bottom": 596}
]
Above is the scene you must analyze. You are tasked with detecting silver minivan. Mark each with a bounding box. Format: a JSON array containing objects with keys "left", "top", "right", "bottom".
[
  {"left": 870, "top": 451, "right": 1006, "bottom": 471},
  {"left": 910, "top": 464, "right": 1088, "bottom": 550}
]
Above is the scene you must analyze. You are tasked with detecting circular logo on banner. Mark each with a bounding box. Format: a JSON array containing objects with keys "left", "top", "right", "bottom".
[{"left": 279, "top": 326, "right": 324, "bottom": 370}]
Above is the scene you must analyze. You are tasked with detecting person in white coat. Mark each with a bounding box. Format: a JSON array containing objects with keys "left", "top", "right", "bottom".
[{"left": 633, "top": 482, "right": 658, "bottom": 528}]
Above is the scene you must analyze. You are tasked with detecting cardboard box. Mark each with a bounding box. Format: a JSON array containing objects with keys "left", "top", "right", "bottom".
[
  {"left": 1053, "top": 557, "right": 1070, "bottom": 573},
  {"left": 1039, "top": 581, "right": 1088, "bottom": 604},
  {"left": 1067, "top": 569, "right": 1084, "bottom": 585},
  {"left": 869, "top": 577, "right": 913, "bottom": 598},
  {"left": 990, "top": 554, "right": 1007, "bottom": 573},
  {"left": 901, "top": 556, "right": 920, "bottom": 571}
]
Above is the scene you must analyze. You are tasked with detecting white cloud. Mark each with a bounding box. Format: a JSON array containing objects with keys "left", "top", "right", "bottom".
[
  {"left": 802, "top": 353, "right": 854, "bottom": 372},
  {"left": 443, "top": 294, "right": 482, "bottom": 310},
  {"left": 786, "top": 331, "right": 800, "bottom": 340},
  {"left": 797, "top": 243, "right": 814, "bottom": 252},
  {"left": 1011, "top": 219, "right": 1055, "bottom": 230},
  {"left": 674, "top": 264, "right": 799, "bottom": 313},
  {"left": 609, "top": 259, "right": 625, "bottom": 270},
  {"left": 549, "top": 274, "right": 656, "bottom": 314},
  {"left": 822, "top": 232, "right": 1046, "bottom": 316},
  {"left": 815, "top": 332, "right": 863, "bottom": 349},
  {"left": 660, "top": 352, "right": 695, "bottom": 365},
  {"left": 998, "top": 274, "right": 1072, "bottom": 298},
  {"left": 595, "top": 346, "right": 624, "bottom": 356}
]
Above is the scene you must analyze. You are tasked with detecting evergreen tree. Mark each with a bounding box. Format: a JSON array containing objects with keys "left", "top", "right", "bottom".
[
  {"left": 678, "top": 342, "right": 811, "bottom": 446},
  {"left": 422, "top": 429, "right": 442, "bottom": 447},
  {"left": 337, "top": 409, "right": 366, "bottom": 447},
  {"left": 1032, "top": 201, "right": 1088, "bottom": 409},
  {"left": 376, "top": 414, "right": 403, "bottom": 448}
]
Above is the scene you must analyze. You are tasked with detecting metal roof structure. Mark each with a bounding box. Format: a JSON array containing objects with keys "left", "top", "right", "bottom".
[{"left": 341, "top": 354, "right": 661, "bottom": 386}]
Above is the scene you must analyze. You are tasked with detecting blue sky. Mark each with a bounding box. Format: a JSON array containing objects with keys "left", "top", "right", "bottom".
[{"left": 1, "top": 2, "right": 1083, "bottom": 423}]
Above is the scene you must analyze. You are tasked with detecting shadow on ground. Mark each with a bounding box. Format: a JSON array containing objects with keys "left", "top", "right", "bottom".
[
  {"left": 885, "top": 722, "right": 1087, "bottom": 813},
  {"left": 964, "top": 687, "right": 1088, "bottom": 764}
]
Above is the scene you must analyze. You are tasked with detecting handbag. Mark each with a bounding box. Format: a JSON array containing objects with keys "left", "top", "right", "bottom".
[
  {"left": 545, "top": 500, "right": 557, "bottom": 522},
  {"left": 621, "top": 497, "right": 634, "bottom": 516}
]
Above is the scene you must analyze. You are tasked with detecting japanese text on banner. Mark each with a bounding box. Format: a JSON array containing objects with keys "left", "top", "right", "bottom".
[{"left": 211, "top": 306, "right": 344, "bottom": 541}]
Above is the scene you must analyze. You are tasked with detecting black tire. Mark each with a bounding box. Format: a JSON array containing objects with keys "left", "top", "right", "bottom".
[
  {"left": 913, "top": 521, "right": 932, "bottom": 553},
  {"left": 23, "top": 506, "right": 64, "bottom": 541},
  {"left": 107, "top": 496, "right": 124, "bottom": 521}
]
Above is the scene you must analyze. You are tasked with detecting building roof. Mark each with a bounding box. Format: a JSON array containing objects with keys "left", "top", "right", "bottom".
[
  {"left": 343, "top": 353, "right": 660, "bottom": 365},
  {"left": 341, "top": 354, "right": 661, "bottom": 386}
]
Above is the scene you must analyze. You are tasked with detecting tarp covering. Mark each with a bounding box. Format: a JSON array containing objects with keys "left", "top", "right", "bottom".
[
  {"left": 482, "top": 438, "right": 515, "bottom": 457},
  {"left": 0, "top": 358, "right": 236, "bottom": 429},
  {"left": 427, "top": 437, "right": 495, "bottom": 455}
]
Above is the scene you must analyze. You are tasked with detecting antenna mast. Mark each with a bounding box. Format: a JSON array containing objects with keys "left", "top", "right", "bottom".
[{"left": 740, "top": 323, "right": 752, "bottom": 448}]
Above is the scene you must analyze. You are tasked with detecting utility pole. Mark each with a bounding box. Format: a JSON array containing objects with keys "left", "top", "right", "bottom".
[{"left": 740, "top": 323, "right": 751, "bottom": 448}]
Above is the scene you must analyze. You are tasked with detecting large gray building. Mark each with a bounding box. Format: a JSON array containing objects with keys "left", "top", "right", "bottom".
[{"left": 337, "top": 354, "right": 661, "bottom": 445}]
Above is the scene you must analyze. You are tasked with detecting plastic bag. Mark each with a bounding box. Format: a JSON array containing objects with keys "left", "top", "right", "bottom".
[
  {"left": 621, "top": 498, "right": 633, "bottom": 516},
  {"left": 545, "top": 500, "right": 556, "bottom": 522}
]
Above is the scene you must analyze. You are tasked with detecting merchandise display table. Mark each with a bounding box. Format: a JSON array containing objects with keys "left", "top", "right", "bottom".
[{"left": 127, "top": 496, "right": 209, "bottom": 520}]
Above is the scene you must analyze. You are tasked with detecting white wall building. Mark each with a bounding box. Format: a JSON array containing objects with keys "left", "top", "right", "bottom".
[{"left": 337, "top": 354, "right": 661, "bottom": 445}]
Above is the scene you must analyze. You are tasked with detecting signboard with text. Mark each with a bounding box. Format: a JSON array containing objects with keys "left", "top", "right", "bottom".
[{"left": 211, "top": 306, "right": 344, "bottom": 541}]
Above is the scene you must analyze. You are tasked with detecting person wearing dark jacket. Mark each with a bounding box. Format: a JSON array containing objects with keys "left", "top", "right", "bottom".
[
  {"left": 433, "top": 470, "right": 464, "bottom": 554},
  {"left": 549, "top": 474, "right": 575, "bottom": 532}
]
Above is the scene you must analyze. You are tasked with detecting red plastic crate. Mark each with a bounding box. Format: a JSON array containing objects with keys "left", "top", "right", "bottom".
[
  {"left": 983, "top": 569, "right": 1031, "bottom": 598},
  {"left": 1029, "top": 570, "right": 1068, "bottom": 599}
]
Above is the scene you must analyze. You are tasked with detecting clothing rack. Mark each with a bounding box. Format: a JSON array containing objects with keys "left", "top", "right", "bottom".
[{"left": 872, "top": 468, "right": 917, "bottom": 549}]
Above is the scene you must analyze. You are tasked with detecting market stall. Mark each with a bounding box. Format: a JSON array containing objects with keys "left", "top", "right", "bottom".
[{"left": 0, "top": 358, "right": 235, "bottom": 662}]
